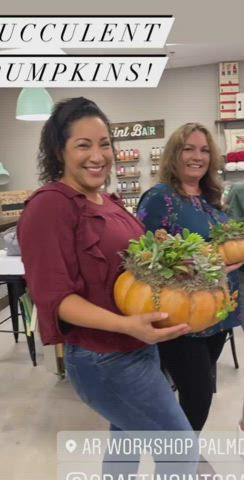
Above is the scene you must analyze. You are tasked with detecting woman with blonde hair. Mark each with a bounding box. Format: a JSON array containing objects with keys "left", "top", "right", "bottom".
[{"left": 138, "top": 122, "right": 242, "bottom": 431}]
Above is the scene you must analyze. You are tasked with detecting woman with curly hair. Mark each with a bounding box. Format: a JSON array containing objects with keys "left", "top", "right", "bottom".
[{"left": 18, "top": 97, "right": 196, "bottom": 438}]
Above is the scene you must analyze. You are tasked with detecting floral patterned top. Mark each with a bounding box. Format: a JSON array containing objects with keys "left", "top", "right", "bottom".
[{"left": 137, "top": 182, "right": 241, "bottom": 337}]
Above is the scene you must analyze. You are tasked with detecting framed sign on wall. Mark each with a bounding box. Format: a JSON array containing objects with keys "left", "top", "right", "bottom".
[{"left": 111, "top": 119, "right": 165, "bottom": 141}]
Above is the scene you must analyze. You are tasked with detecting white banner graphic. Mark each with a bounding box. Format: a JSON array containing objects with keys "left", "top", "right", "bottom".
[
  {"left": 0, "top": 16, "right": 174, "bottom": 50},
  {"left": 0, "top": 55, "right": 168, "bottom": 87}
]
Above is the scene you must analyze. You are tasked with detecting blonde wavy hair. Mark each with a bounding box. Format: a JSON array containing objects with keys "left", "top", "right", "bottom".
[{"left": 158, "top": 122, "right": 223, "bottom": 209}]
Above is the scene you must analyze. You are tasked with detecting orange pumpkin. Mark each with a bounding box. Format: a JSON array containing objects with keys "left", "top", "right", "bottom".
[
  {"left": 114, "top": 271, "right": 229, "bottom": 333},
  {"left": 218, "top": 240, "right": 244, "bottom": 265}
]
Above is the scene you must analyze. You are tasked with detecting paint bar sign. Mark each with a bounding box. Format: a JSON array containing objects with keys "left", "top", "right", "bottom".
[{"left": 111, "top": 119, "right": 164, "bottom": 141}]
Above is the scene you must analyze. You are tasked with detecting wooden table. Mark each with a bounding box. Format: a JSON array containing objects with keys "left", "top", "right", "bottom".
[
  {"left": 0, "top": 216, "right": 19, "bottom": 232},
  {"left": 0, "top": 216, "right": 19, "bottom": 308},
  {"left": 0, "top": 250, "right": 36, "bottom": 366}
]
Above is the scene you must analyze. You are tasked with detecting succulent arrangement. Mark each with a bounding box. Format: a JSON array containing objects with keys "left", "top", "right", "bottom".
[
  {"left": 114, "top": 229, "right": 238, "bottom": 330},
  {"left": 210, "top": 220, "right": 244, "bottom": 244},
  {"left": 210, "top": 220, "right": 244, "bottom": 265},
  {"left": 125, "top": 228, "right": 226, "bottom": 291}
]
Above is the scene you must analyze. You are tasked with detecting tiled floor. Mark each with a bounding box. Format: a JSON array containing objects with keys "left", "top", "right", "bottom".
[{"left": 0, "top": 308, "right": 243, "bottom": 480}]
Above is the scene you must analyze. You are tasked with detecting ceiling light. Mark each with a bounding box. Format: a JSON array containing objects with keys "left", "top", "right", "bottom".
[
  {"left": 0, "top": 163, "right": 10, "bottom": 185},
  {"left": 16, "top": 88, "right": 54, "bottom": 121}
]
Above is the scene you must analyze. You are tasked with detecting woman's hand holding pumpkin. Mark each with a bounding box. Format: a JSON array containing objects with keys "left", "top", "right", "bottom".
[
  {"left": 226, "top": 262, "right": 244, "bottom": 273},
  {"left": 121, "top": 312, "right": 192, "bottom": 344}
]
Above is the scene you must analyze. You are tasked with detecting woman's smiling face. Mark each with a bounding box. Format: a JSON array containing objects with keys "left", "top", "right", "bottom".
[
  {"left": 61, "top": 116, "right": 114, "bottom": 194},
  {"left": 177, "top": 130, "right": 210, "bottom": 184}
]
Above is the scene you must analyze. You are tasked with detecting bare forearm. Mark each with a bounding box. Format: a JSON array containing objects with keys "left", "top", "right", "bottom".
[
  {"left": 58, "top": 293, "right": 192, "bottom": 344},
  {"left": 58, "top": 294, "right": 126, "bottom": 333}
]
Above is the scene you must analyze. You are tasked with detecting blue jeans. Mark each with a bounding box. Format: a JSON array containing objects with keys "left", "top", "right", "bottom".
[
  {"left": 64, "top": 344, "right": 192, "bottom": 431},
  {"left": 64, "top": 344, "right": 198, "bottom": 476},
  {"left": 238, "top": 270, "right": 244, "bottom": 329}
]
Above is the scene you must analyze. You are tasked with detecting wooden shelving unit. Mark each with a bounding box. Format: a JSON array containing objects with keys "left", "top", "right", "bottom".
[
  {"left": 215, "top": 118, "right": 244, "bottom": 183},
  {"left": 117, "top": 173, "right": 141, "bottom": 179},
  {"left": 215, "top": 118, "right": 244, "bottom": 124}
]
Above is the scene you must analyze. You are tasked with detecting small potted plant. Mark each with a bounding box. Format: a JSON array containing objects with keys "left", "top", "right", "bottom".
[
  {"left": 210, "top": 220, "right": 244, "bottom": 265},
  {"left": 114, "top": 229, "right": 237, "bottom": 332}
]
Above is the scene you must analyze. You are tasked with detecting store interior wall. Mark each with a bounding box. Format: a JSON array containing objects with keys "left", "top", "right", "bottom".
[{"left": 1, "top": 61, "right": 244, "bottom": 194}]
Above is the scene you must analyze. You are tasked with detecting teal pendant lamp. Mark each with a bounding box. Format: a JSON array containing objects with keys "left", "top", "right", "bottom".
[
  {"left": 16, "top": 88, "right": 54, "bottom": 121},
  {"left": 0, "top": 162, "right": 10, "bottom": 185}
]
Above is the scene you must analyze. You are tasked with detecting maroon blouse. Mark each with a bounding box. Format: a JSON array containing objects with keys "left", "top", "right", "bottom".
[{"left": 18, "top": 182, "right": 146, "bottom": 352}]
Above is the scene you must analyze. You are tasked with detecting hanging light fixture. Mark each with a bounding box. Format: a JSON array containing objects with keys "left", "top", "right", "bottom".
[
  {"left": 16, "top": 88, "right": 54, "bottom": 121},
  {"left": 0, "top": 163, "right": 10, "bottom": 185}
]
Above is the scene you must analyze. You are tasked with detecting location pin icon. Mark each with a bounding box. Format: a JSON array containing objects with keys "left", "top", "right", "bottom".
[{"left": 65, "top": 439, "right": 77, "bottom": 453}]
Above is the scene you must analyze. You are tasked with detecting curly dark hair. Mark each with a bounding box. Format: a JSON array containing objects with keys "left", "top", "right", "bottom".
[
  {"left": 38, "top": 96, "right": 114, "bottom": 183},
  {"left": 158, "top": 122, "right": 223, "bottom": 209}
]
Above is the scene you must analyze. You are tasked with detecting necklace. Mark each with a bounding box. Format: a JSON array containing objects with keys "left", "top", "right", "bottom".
[{"left": 182, "top": 185, "right": 201, "bottom": 196}]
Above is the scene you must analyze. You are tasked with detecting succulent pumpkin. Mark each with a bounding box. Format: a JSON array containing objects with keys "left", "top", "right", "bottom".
[
  {"left": 114, "top": 229, "right": 237, "bottom": 332},
  {"left": 210, "top": 220, "right": 244, "bottom": 265}
]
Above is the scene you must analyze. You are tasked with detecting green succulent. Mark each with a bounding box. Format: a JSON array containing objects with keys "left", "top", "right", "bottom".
[
  {"left": 125, "top": 228, "right": 226, "bottom": 291},
  {"left": 210, "top": 220, "right": 244, "bottom": 245}
]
